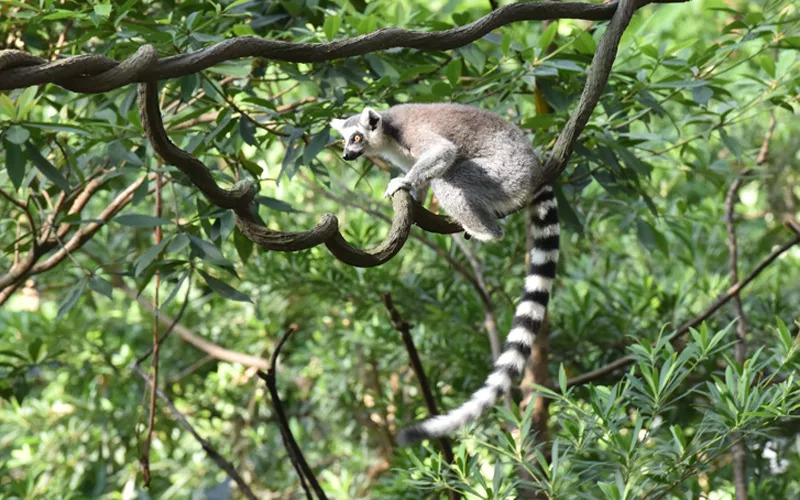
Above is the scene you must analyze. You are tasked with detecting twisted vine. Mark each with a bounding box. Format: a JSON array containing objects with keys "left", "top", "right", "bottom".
[{"left": 137, "top": 78, "right": 461, "bottom": 267}]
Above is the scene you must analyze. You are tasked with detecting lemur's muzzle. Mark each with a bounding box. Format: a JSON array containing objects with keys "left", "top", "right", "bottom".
[{"left": 343, "top": 149, "right": 362, "bottom": 161}]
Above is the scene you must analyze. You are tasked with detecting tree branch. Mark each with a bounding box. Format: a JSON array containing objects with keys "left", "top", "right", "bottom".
[
  {"left": 0, "top": 1, "right": 687, "bottom": 92},
  {"left": 544, "top": 0, "right": 636, "bottom": 181},
  {"left": 257, "top": 325, "right": 328, "bottom": 500},
  {"left": 566, "top": 233, "right": 800, "bottom": 388},
  {"left": 132, "top": 365, "right": 257, "bottom": 500},
  {"left": 0, "top": 173, "right": 151, "bottom": 303},
  {"left": 725, "top": 174, "right": 750, "bottom": 500},
  {"left": 124, "top": 285, "right": 270, "bottom": 370},
  {"left": 137, "top": 79, "right": 461, "bottom": 267},
  {"left": 382, "top": 292, "right": 456, "bottom": 464}
]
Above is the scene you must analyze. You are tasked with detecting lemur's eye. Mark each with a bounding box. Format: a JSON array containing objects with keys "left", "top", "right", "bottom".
[
  {"left": 353, "top": 135, "right": 362, "bottom": 143},
  {"left": 341, "top": 139, "right": 346, "bottom": 146}
]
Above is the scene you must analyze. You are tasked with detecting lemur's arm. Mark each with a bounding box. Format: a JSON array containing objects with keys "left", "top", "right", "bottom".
[{"left": 384, "top": 137, "right": 457, "bottom": 198}]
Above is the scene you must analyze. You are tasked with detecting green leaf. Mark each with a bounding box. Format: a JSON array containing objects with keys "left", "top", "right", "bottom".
[
  {"left": 25, "top": 142, "right": 70, "bottom": 192},
  {"left": 574, "top": 31, "right": 596, "bottom": 55},
  {"left": 115, "top": 214, "right": 171, "bottom": 227},
  {"left": 88, "top": 275, "right": 113, "bottom": 299},
  {"left": 554, "top": 186, "right": 583, "bottom": 235},
  {"left": 459, "top": 44, "right": 485, "bottom": 73},
  {"left": 224, "top": 0, "right": 252, "bottom": 12},
  {"left": 636, "top": 218, "right": 656, "bottom": 251},
  {"left": 238, "top": 151, "right": 263, "bottom": 178},
  {"left": 198, "top": 270, "right": 251, "bottom": 303},
  {"left": 303, "top": 130, "right": 330, "bottom": 164},
  {"left": 653, "top": 79, "right": 709, "bottom": 89},
  {"left": 180, "top": 73, "right": 199, "bottom": 102},
  {"left": 4, "top": 140, "right": 25, "bottom": 190},
  {"left": 539, "top": 22, "right": 558, "bottom": 50},
  {"left": 445, "top": 59, "right": 462, "bottom": 86},
  {"left": 323, "top": 14, "right": 342, "bottom": 41},
  {"left": 233, "top": 227, "right": 253, "bottom": 264},
  {"left": 93, "top": 1, "right": 111, "bottom": 19},
  {"left": 279, "top": 127, "right": 303, "bottom": 180},
  {"left": 58, "top": 280, "right": 87, "bottom": 319},
  {"left": 0, "top": 93, "right": 16, "bottom": 119},
  {"left": 775, "top": 317, "right": 793, "bottom": 355},
  {"left": 756, "top": 54, "right": 776, "bottom": 78},
  {"left": 558, "top": 363, "right": 567, "bottom": 394},
  {"left": 107, "top": 141, "right": 143, "bottom": 166},
  {"left": 27, "top": 339, "right": 43, "bottom": 363},
  {"left": 168, "top": 234, "right": 191, "bottom": 253},
  {"left": 4, "top": 125, "right": 30, "bottom": 145},
  {"left": 257, "top": 196, "right": 299, "bottom": 213},
  {"left": 691, "top": 86, "right": 713, "bottom": 105},
  {"left": 134, "top": 238, "right": 170, "bottom": 276},
  {"left": 239, "top": 117, "right": 256, "bottom": 146},
  {"left": 25, "top": 122, "right": 91, "bottom": 136},
  {"left": 160, "top": 268, "right": 189, "bottom": 311},
  {"left": 0, "top": 349, "right": 27, "bottom": 361},
  {"left": 718, "top": 128, "right": 742, "bottom": 159},
  {"left": 501, "top": 32, "right": 512, "bottom": 57},
  {"left": 42, "top": 9, "right": 86, "bottom": 21},
  {"left": 188, "top": 235, "right": 231, "bottom": 267}
]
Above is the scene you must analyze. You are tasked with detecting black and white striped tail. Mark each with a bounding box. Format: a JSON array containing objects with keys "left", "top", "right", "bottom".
[{"left": 397, "top": 185, "right": 559, "bottom": 445}]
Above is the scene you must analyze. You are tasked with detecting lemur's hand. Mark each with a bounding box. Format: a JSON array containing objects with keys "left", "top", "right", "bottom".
[{"left": 383, "top": 177, "right": 412, "bottom": 198}]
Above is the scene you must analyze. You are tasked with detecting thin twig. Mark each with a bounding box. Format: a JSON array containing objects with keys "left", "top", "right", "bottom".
[
  {"left": 131, "top": 365, "right": 257, "bottom": 500},
  {"left": 124, "top": 284, "right": 268, "bottom": 370},
  {"left": 787, "top": 218, "right": 800, "bottom": 237},
  {"left": 257, "top": 325, "right": 328, "bottom": 500},
  {"left": 755, "top": 114, "right": 776, "bottom": 165},
  {"left": 566, "top": 233, "right": 800, "bottom": 388},
  {"left": 725, "top": 174, "right": 749, "bottom": 500},
  {"left": 451, "top": 236, "right": 502, "bottom": 362},
  {"left": 382, "top": 292, "right": 455, "bottom": 464},
  {"left": 135, "top": 272, "right": 193, "bottom": 366},
  {"left": 0, "top": 174, "right": 151, "bottom": 295},
  {"left": 140, "top": 172, "right": 164, "bottom": 487}
]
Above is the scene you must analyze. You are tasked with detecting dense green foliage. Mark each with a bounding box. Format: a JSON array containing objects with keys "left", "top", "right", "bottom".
[{"left": 1, "top": 0, "right": 799, "bottom": 498}]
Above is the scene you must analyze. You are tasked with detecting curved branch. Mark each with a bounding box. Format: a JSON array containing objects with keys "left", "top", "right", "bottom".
[
  {"left": 137, "top": 80, "right": 461, "bottom": 267},
  {"left": 138, "top": 79, "right": 257, "bottom": 212},
  {"left": 544, "top": 0, "right": 636, "bottom": 180},
  {"left": 0, "top": 0, "right": 687, "bottom": 92}
]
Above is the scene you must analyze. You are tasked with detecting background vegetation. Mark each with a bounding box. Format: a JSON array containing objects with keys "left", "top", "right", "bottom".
[{"left": 1, "top": 0, "right": 799, "bottom": 498}]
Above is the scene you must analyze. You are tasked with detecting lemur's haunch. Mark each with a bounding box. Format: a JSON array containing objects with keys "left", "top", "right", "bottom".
[{"left": 331, "top": 103, "right": 559, "bottom": 444}]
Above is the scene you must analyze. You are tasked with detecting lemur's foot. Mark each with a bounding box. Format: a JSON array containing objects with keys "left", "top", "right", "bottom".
[{"left": 383, "top": 177, "right": 412, "bottom": 198}]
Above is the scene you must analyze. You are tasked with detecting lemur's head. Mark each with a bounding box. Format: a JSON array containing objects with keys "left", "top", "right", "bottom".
[{"left": 330, "top": 107, "right": 382, "bottom": 161}]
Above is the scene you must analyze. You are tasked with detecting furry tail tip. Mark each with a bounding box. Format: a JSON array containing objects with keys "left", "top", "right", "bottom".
[{"left": 396, "top": 424, "right": 429, "bottom": 446}]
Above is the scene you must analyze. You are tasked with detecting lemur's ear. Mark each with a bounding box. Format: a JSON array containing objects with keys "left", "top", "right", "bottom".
[
  {"left": 360, "top": 107, "right": 381, "bottom": 130},
  {"left": 329, "top": 118, "right": 345, "bottom": 134}
]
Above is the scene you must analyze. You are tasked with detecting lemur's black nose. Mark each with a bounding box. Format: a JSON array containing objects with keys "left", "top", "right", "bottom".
[{"left": 343, "top": 150, "right": 361, "bottom": 161}]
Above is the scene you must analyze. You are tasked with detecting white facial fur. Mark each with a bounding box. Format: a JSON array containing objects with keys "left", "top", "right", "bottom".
[{"left": 329, "top": 107, "right": 388, "bottom": 160}]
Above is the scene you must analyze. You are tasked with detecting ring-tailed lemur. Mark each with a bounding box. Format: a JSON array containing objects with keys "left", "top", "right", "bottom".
[{"left": 330, "top": 103, "right": 559, "bottom": 444}]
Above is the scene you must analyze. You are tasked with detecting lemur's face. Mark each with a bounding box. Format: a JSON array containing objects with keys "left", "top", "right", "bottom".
[{"left": 330, "top": 108, "right": 382, "bottom": 161}]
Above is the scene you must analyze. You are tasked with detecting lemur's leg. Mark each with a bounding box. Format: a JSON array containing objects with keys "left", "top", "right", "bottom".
[
  {"left": 431, "top": 178, "right": 503, "bottom": 242},
  {"left": 411, "top": 182, "right": 430, "bottom": 203},
  {"left": 384, "top": 138, "right": 457, "bottom": 198}
]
